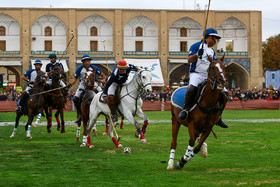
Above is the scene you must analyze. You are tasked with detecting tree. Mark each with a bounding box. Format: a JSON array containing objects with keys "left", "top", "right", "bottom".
[{"left": 262, "top": 34, "right": 280, "bottom": 72}]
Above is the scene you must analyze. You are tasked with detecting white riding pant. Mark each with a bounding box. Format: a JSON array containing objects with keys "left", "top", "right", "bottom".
[
  {"left": 107, "top": 82, "right": 118, "bottom": 95},
  {"left": 189, "top": 72, "right": 207, "bottom": 87},
  {"left": 75, "top": 82, "right": 102, "bottom": 98}
]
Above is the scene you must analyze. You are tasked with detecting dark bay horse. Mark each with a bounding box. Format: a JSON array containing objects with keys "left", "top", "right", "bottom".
[
  {"left": 45, "top": 66, "right": 68, "bottom": 133},
  {"left": 10, "top": 71, "right": 46, "bottom": 139},
  {"left": 167, "top": 56, "right": 227, "bottom": 169}
]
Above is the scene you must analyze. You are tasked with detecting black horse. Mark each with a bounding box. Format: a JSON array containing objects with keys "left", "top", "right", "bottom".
[
  {"left": 10, "top": 70, "right": 46, "bottom": 139},
  {"left": 45, "top": 66, "right": 68, "bottom": 133}
]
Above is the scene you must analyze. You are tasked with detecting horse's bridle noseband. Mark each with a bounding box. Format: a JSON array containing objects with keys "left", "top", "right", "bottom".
[{"left": 208, "top": 63, "right": 226, "bottom": 90}]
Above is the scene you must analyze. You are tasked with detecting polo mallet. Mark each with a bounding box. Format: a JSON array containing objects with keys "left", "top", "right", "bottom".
[
  {"left": 105, "top": 103, "right": 121, "bottom": 142},
  {"left": 199, "top": 0, "right": 211, "bottom": 59},
  {"left": 57, "top": 31, "right": 76, "bottom": 63}
]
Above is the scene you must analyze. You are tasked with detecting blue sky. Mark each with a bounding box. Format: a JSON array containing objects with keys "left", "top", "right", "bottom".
[{"left": 1, "top": 0, "right": 279, "bottom": 41}]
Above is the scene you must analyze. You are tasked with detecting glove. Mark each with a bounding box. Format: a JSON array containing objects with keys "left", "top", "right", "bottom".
[
  {"left": 197, "top": 48, "right": 204, "bottom": 59},
  {"left": 103, "top": 94, "right": 108, "bottom": 102},
  {"left": 66, "top": 83, "right": 72, "bottom": 88}
]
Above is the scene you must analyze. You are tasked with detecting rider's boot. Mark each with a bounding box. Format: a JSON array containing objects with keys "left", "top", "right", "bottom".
[
  {"left": 108, "top": 95, "right": 118, "bottom": 122},
  {"left": 73, "top": 96, "right": 82, "bottom": 123},
  {"left": 178, "top": 85, "right": 198, "bottom": 120},
  {"left": 216, "top": 91, "right": 229, "bottom": 128}
]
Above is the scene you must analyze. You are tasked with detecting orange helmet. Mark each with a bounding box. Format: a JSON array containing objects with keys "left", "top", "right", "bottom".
[{"left": 117, "top": 59, "right": 128, "bottom": 69}]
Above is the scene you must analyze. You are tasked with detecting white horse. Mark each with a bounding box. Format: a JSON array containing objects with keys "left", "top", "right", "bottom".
[{"left": 87, "top": 68, "right": 152, "bottom": 148}]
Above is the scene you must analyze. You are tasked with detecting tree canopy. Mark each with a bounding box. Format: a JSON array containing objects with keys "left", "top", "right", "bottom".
[{"left": 262, "top": 34, "right": 280, "bottom": 72}]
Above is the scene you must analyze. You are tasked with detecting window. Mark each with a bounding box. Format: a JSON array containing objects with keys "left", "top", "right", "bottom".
[
  {"left": 45, "top": 26, "right": 52, "bottom": 36},
  {"left": 135, "top": 41, "right": 143, "bottom": 51},
  {"left": 45, "top": 41, "right": 52, "bottom": 51},
  {"left": 0, "top": 41, "right": 6, "bottom": 51},
  {"left": 90, "top": 41, "right": 98, "bottom": 51},
  {"left": 226, "top": 40, "right": 233, "bottom": 52},
  {"left": 90, "top": 26, "right": 98, "bottom": 36},
  {"left": 0, "top": 26, "right": 5, "bottom": 36},
  {"left": 180, "top": 41, "right": 187, "bottom": 52},
  {"left": 136, "top": 27, "right": 143, "bottom": 36},
  {"left": 180, "top": 28, "right": 187, "bottom": 37}
]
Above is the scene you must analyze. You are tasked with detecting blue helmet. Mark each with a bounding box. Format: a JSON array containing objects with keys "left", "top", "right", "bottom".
[
  {"left": 81, "top": 54, "right": 92, "bottom": 62},
  {"left": 204, "top": 28, "right": 221, "bottom": 39},
  {"left": 34, "top": 59, "right": 42, "bottom": 65}
]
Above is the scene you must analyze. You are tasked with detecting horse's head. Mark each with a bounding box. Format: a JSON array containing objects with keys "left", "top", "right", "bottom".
[
  {"left": 34, "top": 70, "right": 46, "bottom": 86},
  {"left": 84, "top": 70, "right": 95, "bottom": 90},
  {"left": 207, "top": 55, "right": 227, "bottom": 90},
  {"left": 51, "top": 66, "right": 65, "bottom": 80},
  {"left": 137, "top": 68, "right": 152, "bottom": 95}
]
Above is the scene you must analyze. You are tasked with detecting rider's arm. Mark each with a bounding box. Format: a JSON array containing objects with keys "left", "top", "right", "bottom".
[
  {"left": 188, "top": 54, "right": 198, "bottom": 64},
  {"left": 21, "top": 75, "right": 28, "bottom": 82},
  {"left": 69, "top": 77, "right": 77, "bottom": 86},
  {"left": 99, "top": 72, "right": 106, "bottom": 84}
]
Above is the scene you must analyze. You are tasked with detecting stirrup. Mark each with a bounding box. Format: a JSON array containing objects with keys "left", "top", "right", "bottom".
[
  {"left": 178, "top": 109, "right": 188, "bottom": 120},
  {"left": 15, "top": 106, "right": 22, "bottom": 112}
]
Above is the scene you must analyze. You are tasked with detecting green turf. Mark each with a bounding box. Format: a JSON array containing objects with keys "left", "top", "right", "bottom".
[{"left": 0, "top": 111, "right": 280, "bottom": 186}]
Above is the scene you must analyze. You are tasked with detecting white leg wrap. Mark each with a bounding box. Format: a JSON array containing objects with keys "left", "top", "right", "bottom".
[
  {"left": 184, "top": 145, "right": 195, "bottom": 161},
  {"left": 167, "top": 149, "right": 175, "bottom": 169},
  {"left": 76, "top": 127, "right": 81, "bottom": 137},
  {"left": 80, "top": 136, "right": 87, "bottom": 147}
]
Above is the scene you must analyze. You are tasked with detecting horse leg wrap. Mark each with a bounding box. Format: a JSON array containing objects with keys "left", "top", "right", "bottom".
[
  {"left": 112, "top": 137, "right": 119, "bottom": 147},
  {"left": 87, "top": 136, "right": 93, "bottom": 148},
  {"left": 120, "top": 120, "right": 124, "bottom": 129},
  {"left": 142, "top": 121, "right": 148, "bottom": 134},
  {"left": 136, "top": 127, "right": 145, "bottom": 139},
  {"left": 56, "top": 117, "right": 61, "bottom": 125},
  {"left": 168, "top": 149, "right": 175, "bottom": 167},
  {"left": 184, "top": 145, "right": 195, "bottom": 162},
  {"left": 48, "top": 117, "right": 52, "bottom": 126}
]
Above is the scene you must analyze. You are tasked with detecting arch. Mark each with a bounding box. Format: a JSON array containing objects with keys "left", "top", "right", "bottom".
[
  {"left": 90, "top": 26, "right": 98, "bottom": 36},
  {"left": 0, "top": 26, "right": 6, "bottom": 36},
  {"left": 136, "top": 26, "right": 143, "bottom": 36},
  {"left": 217, "top": 16, "right": 248, "bottom": 52},
  {"left": 168, "top": 64, "right": 190, "bottom": 86},
  {"left": 225, "top": 62, "right": 249, "bottom": 89},
  {"left": 124, "top": 15, "right": 158, "bottom": 51},
  {"left": 0, "top": 66, "right": 21, "bottom": 86},
  {"left": 44, "top": 26, "right": 52, "bottom": 36}
]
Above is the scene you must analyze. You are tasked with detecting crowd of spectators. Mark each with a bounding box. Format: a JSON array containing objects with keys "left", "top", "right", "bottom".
[
  {"left": 1, "top": 86, "right": 280, "bottom": 102},
  {"left": 228, "top": 87, "right": 280, "bottom": 101}
]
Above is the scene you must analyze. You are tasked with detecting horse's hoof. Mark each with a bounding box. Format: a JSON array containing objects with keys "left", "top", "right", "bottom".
[
  {"left": 134, "top": 132, "right": 138, "bottom": 138},
  {"left": 175, "top": 162, "right": 182, "bottom": 169},
  {"left": 76, "top": 138, "right": 80, "bottom": 142},
  {"left": 32, "top": 123, "right": 37, "bottom": 128},
  {"left": 26, "top": 135, "right": 32, "bottom": 140},
  {"left": 88, "top": 144, "right": 94, "bottom": 148},
  {"left": 10, "top": 134, "right": 15, "bottom": 138},
  {"left": 80, "top": 143, "right": 86, "bottom": 147},
  {"left": 117, "top": 144, "right": 123, "bottom": 148},
  {"left": 103, "top": 132, "right": 107, "bottom": 136},
  {"left": 167, "top": 165, "right": 174, "bottom": 170},
  {"left": 141, "top": 139, "right": 147, "bottom": 144},
  {"left": 92, "top": 132, "right": 97, "bottom": 136}
]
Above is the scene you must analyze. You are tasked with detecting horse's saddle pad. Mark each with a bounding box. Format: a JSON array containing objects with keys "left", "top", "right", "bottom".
[{"left": 171, "top": 86, "right": 188, "bottom": 110}]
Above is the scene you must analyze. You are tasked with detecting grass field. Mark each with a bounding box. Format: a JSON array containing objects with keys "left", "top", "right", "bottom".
[{"left": 0, "top": 110, "right": 280, "bottom": 186}]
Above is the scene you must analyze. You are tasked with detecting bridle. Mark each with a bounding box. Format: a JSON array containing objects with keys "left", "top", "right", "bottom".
[{"left": 207, "top": 62, "right": 226, "bottom": 90}]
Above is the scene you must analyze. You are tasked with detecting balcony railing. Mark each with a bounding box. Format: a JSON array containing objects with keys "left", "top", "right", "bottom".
[
  {"left": 0, "top": 51, "right": 20, "bottom": 55},
  {"left": 78, "top": 51, "right": 113, "bottom": 55},
  {"left": 217, "top": 51, "right": 248, "bottom": 56},
  {"left": 124, "top": 51, "right": 158, "bottom": 56},
  {"left": 169, "top": 51, "right": 189, "bottom": 56},
  {"left": 31, "top": 51, "right": 67, "bottom": 55}
]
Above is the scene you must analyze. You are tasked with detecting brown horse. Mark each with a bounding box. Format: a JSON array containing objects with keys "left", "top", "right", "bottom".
[
  {"left": 75, "top": 69, "right": 96, "bottom": 146},
  {"left": 10, "top": 70, "right": 46, "bottom": 139},
  {"left": 45, "top": 66, "right": 68, "bottom": 133},
  {"left": 167, "top": 56, "right": 227, "bottom": 170}
]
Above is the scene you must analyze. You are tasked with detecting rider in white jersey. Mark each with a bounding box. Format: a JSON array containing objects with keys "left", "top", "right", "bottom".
[{"left": 178, "top": 28, "right": 228, "bottom": 128}]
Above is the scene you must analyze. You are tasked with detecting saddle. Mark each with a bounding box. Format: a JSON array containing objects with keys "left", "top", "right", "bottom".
[{"left": 99, "top": 85, "right": 122, "bottom": 105}]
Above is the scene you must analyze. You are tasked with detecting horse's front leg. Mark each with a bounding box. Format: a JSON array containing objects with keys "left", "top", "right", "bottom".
[
  {"left": 46, "top": 107, "right": 53, "bottom": 133},
  {"left": 135, "top": 108, "right": 149, "bottom": 134},
  {"left": 193, "top": 125, "right": 213, "bottom": 155},
  {"left": 26, "top": 115, "right": 35, "bottom": 139},
  {"left": 167, "top": 111, "right": 181, "bottom": 170},
  {"left": 59, "top": 109, "right": 65, "bottom": 133},
  {"left": 196, "top": 136, "right": 208, "bottom": 158},
  {"left": 10, "top": 112, "right": 23, "bottom": 138},
  {"left": 107, "top": 119, "right": 123, "bottom": 148},
  {"left": 125, "top": 112, "right": 147, "bottom": 144},
  {"left": 54, "top": 110, "right": 61, "bottom": 131},
  {"left": 175, "top": 122, "right": 197, "bottom": 169}
]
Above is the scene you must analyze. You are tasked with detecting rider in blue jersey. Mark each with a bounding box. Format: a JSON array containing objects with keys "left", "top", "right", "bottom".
[
  {"left": 16, "top": 60, "right": 45, "bottom": 112},
  {"left": 103, "top": 59, "right": 138, "bottom": 122},
  {"left": 178, "top": 28, "right": 228, "bottom": 128},
  {"left": 68, "top": 54, "right": 106, "bottom": 123}
]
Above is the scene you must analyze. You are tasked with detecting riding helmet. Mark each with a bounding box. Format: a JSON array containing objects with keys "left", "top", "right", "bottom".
[
  {"left": 81, "top": 54, "right": 92, "bottom": 62},
  {"left": 34, "top": 59, "right": 43, "bottom": 65},
  {"left": 117, "top": 59, "right": 128, "bottom": 69},
  {"left": 204, "top": 28, "right": 221, "bottom": 39},
  {"left": 48, "top": 54, "right": 57, "bottom": 59}
]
